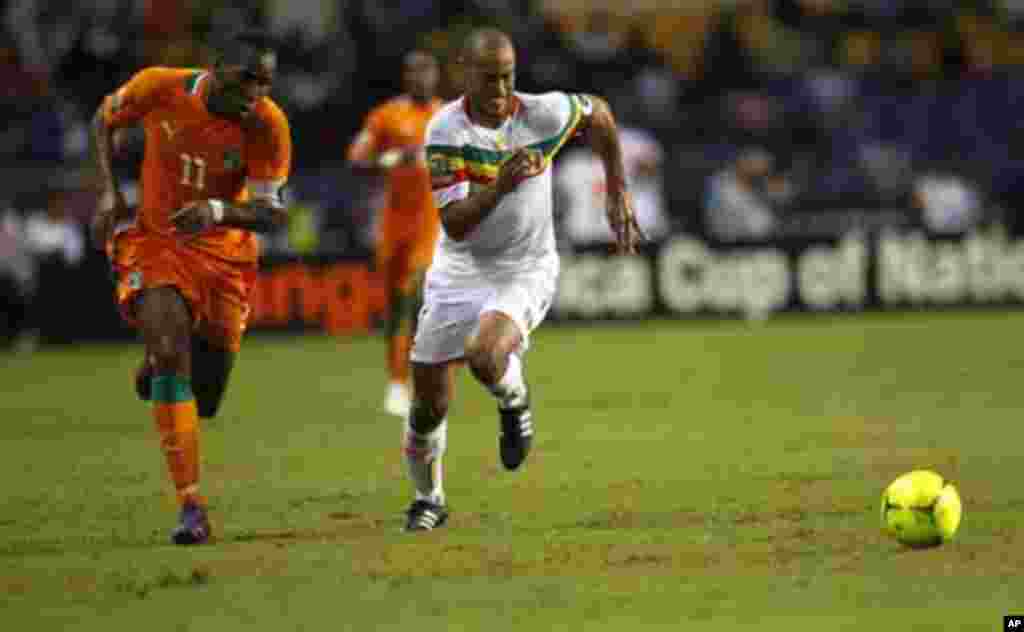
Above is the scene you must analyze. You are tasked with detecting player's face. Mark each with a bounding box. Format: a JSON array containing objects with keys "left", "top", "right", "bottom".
[
  {"left": 738, "top": 154, "right": 772, "bottom": 182},
  {"left": 467, "top": 45, "right": 516, "bottom": 121},
  {"left": 404, "top": 52, "right": 438, "bottom": 103},
  {"left": 212, "top": 50, "right": 276, "bottom": 120}
]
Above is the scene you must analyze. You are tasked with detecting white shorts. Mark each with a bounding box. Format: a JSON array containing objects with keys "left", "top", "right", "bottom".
[{"left": 410, "top": 268, "right": 558, "bottom": 365}]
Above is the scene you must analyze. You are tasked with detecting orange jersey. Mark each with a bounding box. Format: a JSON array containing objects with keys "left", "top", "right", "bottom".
[
  {"left": 349, "top": 96, "right": 441, "bottom": 241},
  {"left": 103, "top": 67, "right": 291, "bottom": 263}
]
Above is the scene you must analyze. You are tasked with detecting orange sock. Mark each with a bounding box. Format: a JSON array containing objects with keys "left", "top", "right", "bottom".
[
  {"left": 152, "top": 375, "right": 203, "bottom": 507},
  {"left": 389, "top": 334, "right": 411, "bottom": 385}
]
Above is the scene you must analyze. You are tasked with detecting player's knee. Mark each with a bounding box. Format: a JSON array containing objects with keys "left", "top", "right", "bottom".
[
  {"left": 138, "top": 288, "right": 191, "bottom": 374},
  {"left": 465, "top": 335, "right": 506, "bottom": 385},
  {"left": 150, "top": 333, "right": 190, "bottom": 374},
  {"left": 465, "top": 335, "right": 492, "bottom": 378},
  {"left": 410, "top": 398, "right": 447, "bottom": 433}
]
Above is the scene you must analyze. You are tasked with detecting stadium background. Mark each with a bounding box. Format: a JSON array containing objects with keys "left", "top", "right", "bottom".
[{"left": 2, "top": 0, "right": 1023, "bottom": 345}]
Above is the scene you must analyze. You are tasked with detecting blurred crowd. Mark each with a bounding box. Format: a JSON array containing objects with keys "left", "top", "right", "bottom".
[{"left": 2, "top": 0, "right": 1023, "bottom": 343}]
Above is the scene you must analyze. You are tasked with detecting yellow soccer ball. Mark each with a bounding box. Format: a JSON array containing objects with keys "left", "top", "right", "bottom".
[{"left": 880, "top": 470, "right": 962, "bottom": 548}]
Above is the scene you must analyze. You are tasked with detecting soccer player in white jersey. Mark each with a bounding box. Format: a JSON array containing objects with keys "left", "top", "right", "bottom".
[{"left": 401, "top": 28, "right": 642, "bottom": 531}]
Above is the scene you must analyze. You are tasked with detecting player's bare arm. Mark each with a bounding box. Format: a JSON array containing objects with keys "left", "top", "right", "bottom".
[
  {"left": 170, "top": 196, "right": 287, "bottom": 234},
  {"left": 90, "top": 101, "right": 133, "bottom": 248},
  {"left": 579, "top": 94, "right": 642, "bottom": 254},
  {"left": 436, "top": 148, "right": 543, "bottom": 241}
]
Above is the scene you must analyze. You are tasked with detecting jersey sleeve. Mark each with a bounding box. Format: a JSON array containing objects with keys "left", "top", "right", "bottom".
[
  {"left": 347, "top": 105, "right": 387, "bottom": 161},
  {"left": 530, "top": 92, "right": 593, "bottom": 162},
  {"left": 425, "top": 113, "right": 468, "bottom": 209},
  {"left": 102, "top": 67, "right": 172, "bottom": 128},
  {"left": 246, "top": 103, "right": 292, "bottom": 208}
]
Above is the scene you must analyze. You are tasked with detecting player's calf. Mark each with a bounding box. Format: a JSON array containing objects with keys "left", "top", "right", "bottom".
[
  {"left": 403, "top": 401, "right": 447, "bottom": 506},
  {"left": 190, "top": 334, "right": 235, "bottom": 419},
  {"left": 135, "top": 354, "right": 154, "bottom": 401},
  {"left": 465, "top": 317, "right": 533, "bottom": 470},
  {"left": 470, "top": 342, "right": 534, "bottom": 470},
  {"left": 401, "top": 364, "right": 454, "bottom": 531}
]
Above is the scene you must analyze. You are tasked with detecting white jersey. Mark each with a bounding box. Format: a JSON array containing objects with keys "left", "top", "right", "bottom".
[{"left": 425, "top": 92, "right": 592, "bottom": 280}]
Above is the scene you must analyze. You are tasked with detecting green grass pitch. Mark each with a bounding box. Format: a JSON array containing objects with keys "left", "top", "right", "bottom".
[{"left": 2, "top": 312, "right": 1022, "bottom": 630}]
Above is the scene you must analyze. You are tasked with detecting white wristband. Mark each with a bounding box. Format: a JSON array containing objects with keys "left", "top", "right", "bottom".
[{"left": 208, "top": 199, "right": 225, "bottom": 223}]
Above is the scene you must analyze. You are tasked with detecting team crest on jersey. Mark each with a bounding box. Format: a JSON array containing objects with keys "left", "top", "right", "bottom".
[{"left": 223, "top": 148, "right": 243, "bottom": 170}]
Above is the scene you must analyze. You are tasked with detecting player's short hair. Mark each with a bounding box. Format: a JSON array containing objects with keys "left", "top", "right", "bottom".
[
  {"left": 461, "top": 27, "right": 515, "bottom": 63},
  {"left": 215, "top": 30, "right": 278, "bottom": 69},
  {"left": 736, "top": 147, "right": 773, "bottom": 166},
  {"left": 402, "top": 48, "right": 438, "bottom": 67}
]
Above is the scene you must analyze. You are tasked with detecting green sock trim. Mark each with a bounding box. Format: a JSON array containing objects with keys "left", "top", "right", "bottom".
[{"left": 151, "top": 375, "right": 194, "bottom": 403}]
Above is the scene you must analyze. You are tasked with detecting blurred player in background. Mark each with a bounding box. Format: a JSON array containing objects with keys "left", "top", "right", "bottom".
[
  {"left": 557, "top": 125, "right": 669, "bottom": 248},
  {"left": 347, "top": 50, "right": 443, "bottom": 418},
  {"left": 401, "top": 29, "right": 641, "bottom": 531},
  {"left": 90, "top": 32, "right": 292, "bottom": 545}
]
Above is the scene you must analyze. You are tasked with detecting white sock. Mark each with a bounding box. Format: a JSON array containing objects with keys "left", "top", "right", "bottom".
[
  {"left": 402, "top": 417, "right": 446, "bottom": 504},
  {"left": 490, "top": 352, "right": 527, "bottom": 409}
]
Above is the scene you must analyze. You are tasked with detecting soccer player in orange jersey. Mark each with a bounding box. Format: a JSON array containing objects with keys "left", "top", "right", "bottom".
[
  {"left": 90, "top": 32, "right": 291, "bottom": 545},
  {"left": 347, "top": 50, "right": 443, "bottom": 417}
]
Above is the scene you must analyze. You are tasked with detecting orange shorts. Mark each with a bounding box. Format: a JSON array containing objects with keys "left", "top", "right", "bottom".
[
  {"left": 376, "top": 233, "right": 437, "bottom": 294},
  {"left": 111, "top": 228, "right": 257, "bottom": 352}
]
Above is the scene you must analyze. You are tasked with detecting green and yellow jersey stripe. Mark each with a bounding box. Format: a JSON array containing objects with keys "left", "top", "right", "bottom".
[{"left": 426, "top": 93, "right": 587, "bottom": 188}]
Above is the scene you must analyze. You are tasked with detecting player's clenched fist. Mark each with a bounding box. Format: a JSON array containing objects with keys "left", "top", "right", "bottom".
[
  {"left": 496, "top": 148, "right": 545, "bottom": 196},
  {"left": 606, "top": 189, "right": 643, "bottom": 255},
  {"left": 171, "top": 199, "right": 221, "bottom": 234}
]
